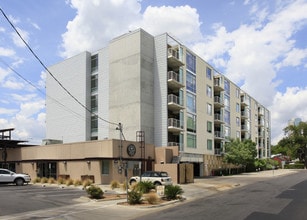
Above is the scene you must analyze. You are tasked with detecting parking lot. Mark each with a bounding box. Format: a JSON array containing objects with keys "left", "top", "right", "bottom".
[{"left": 0, "top": 184, "right": 88, "bottom": 217}]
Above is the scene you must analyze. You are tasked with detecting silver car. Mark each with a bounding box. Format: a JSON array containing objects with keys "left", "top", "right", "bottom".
[{"left": 0, "top": 168, "right": 31, "bottom": 186}]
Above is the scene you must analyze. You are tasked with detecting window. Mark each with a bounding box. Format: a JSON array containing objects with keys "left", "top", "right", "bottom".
[
  {"left": 207, "top": 103, "right": 212, "bottom": 115},
  {"left": 236, "top": 131, "right": 240, "bottom": 139},
  {"left": 224, "top": 110, "right": 230, "bottom": 124},
  {"left": 236, "top": 88, "right": 240, "bottom": 98},
  {"left": 224, "top": 94, "right": 230, "bottom": 111},
  {"left": 224, "top": 79, "right": 230, "bottom": 95},
  {"left": 187, "top": 93, "right": 196, "bottom": 113},
  {"left": 225, "top": 126, "right": 230, "bottom": 139},
  {"left": 236, "top": 103, "right": 240, "bottom": 113},
  {"left": 186, "top": 51, "right": 196, "bottom": 73},
  {"left": 236, "top": 117, "right": 240, "bottom": 127},
  {"left": 91, "top": 115, "right": 98, "bottom": 133},
  {"left": 101, "top": 160, "right": 109, "bottom": 175},
  {"left": 206, "top": 67, "right": 212, "bottom": 80},
  {"left": 207, "top": 121, "right": 212, "bottom": 133},
  {"left": 207, "top": 139, "right": 212, "bottom": 150},
  {"left": 91, "top": 95, "right": 98, "bottom": 113},
  {"left": 91, "top": 74, "right": 98, "bottom": 92},
  {"left": 206, "top": 85, "right": 212, "bottom": 98},
  {"left": 186, "top": 71, "right": 196, "bottom": 93},
  {"left": 91, "top": 54, "right": 98, "bottom": 73},
  {"left": 187, "top": 113, "right": 196, "bottom": 132},
  {"left": 187, "top": 133, "right": 196, "bottom": 148}
]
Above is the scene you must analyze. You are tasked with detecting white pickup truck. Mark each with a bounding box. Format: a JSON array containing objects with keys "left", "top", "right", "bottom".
[{"left": 0, "top": 168, "right": 31, "bottom": 186}]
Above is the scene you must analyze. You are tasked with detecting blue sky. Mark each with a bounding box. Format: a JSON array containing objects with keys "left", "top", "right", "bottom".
[{"left": 0, "top": 0, "right": 306, "bottom": 145}]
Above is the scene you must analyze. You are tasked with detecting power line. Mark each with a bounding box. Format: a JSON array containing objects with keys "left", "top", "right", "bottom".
[
  {"left": 0, "top": 7, "right": 118, "bottom": 127},
  {"left": 0, "top": 58, "right": 89, "bottom": 124}
]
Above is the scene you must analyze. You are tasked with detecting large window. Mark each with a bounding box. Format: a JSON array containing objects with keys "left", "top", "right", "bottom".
[
  {"left": 206, "top": 85, "right": 212, "bottom": 98},
  {"left": 224, "top": 94, "right": 230, "bottom": 111},
  {"left": 207, "top": 121, "right": 212, "bottom": 133},
  {"left": 207, "top": 103, "right": 212, "bottom": 115},
  {"left": 207, "top": 139, "right": 212, "bottom": 150},
  {"left": 91, "top": 74, "right": 98, "bottom": 92},
  {"left": 187, "top": 133, "right": 196, "bottom": 148},
  {"left": 187, "top": 93, "right": 196, "bottom": 113},
  {"left": 91, "top": 115, "right": 98, "bottom": 133},
  {"left": 186, "top": 51, "right": 196, "bottom": 73},
  {"left": 206, "top": 67, "right": 212, "bottom": 80},
  {"left": 224, "top": 79, "right": 230, "bottom": 95},
  {"left": 186, "top": 71, "right": 196, "bottom": 93},
  {"left": 187, "top": 113, "right": 196, "bottom": 132},
  {"left": 224, "top": 110, "right": 230, "bottom": 125},
  {"left": 236, "top": 103, "right": 240, "bottom": 113},
  {"left": 91, "top": 54, "right": 98, "bottom": 73},
  {"left": 91, "top": 95, "right": 98, "bottom": 113},
  {"left": 101, "top": 160, "right": 109, "bottom": 175}
]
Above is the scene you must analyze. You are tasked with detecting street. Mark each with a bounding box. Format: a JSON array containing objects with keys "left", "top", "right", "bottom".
[
  {"left": 135, "top": 170, "right": 307, "bottom": 220},
  {"left": 0, "top": 170, "right": 307, "bottom": 219}
]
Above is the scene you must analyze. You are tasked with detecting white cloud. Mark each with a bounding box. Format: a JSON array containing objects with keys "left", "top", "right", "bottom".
[
  {"left": 277, "top": 48, "right": 307, "bottom": 68},
  {"left": 61, "top": 0, "right": 142, "bottom": 58},
  {"left": 137, "top": 5, "right": 203, "bottom": 43},
  {"left": 2, "top": 77, "right": 26, "bottom": 90},
  {"left": 11, "top": 28, "right": 30, "bottom": 48},
  {"left": 270, "top": 86, "right": 307, "bottom": 144},
  {"left": 0, "top": 47, "right": 15, "bottom": 57}
]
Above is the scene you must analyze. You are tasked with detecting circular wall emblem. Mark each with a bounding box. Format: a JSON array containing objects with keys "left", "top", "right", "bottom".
[{"left": 127, "top": 144, "right": 136, "bottom": 157}]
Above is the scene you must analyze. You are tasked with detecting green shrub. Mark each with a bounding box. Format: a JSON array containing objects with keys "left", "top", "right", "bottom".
[
  {"left": 164, "top": 185, "right": 184, "bottom": 200},
  {"left": 284, "top": 163, "right": 305, "bottom": 169},
  {"left": 136, "top": 181, "right": 155, "bottom": 193},
  {"left": 127, "top": 190, "right": 143, "bottom": 205},
  {"left": 86, "top": 185, "right": 104, "bottom": 199},
  {"left": 110, "top": 180, "right": 120, "bottom": 189}
]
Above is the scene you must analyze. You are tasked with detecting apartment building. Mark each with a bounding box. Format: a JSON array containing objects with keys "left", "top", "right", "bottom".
[{"left": 46, "top": 28, "right": 271, "bottom": 176}]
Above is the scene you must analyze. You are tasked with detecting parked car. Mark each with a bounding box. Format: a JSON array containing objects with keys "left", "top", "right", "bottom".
[
  {"left": 0, "top": 168, "right": 31, "bottom": 186},
  {"left": 129, "top": 171, "right": 173, "bottom": 186}
]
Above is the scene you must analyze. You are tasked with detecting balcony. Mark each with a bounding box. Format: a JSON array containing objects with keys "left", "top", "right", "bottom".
[
  {"left": 241, "top": 96, "right": 249, "bottom": 106},
  {"left": 214, "top": 77, "right": 224, "bottom": 92},
  {"left": 241, "top": 111, "right": 249, "bottom": 119},
  {"left": 168, "top": 142, "right": 179, "bottom": 147},
  {"left": 214, "top": 131, "right": 224, "bottom": 139},
  {"left": 241, "top": 125, "right": 249, "bottom": 132},
  {"left": 214, "top": 96, "right": 224, "bottom": 108},
  {"left": 167, "top": 71, "right": 184, "bottom": 90},
  {"left": 168, "top": 94, "right": 184, "bottom": 111},
  {"left": 258, "top": 107, "right": 264, "bottom": 116},
  {"left": 215, "top": 148, "right": 223, "bottom": 155},
  {"left": 168, "top": 48, "right": 184, "bottom": 68},
  {"left": 214, "top": 113, "right": 224, "bottom": 124},
  {"left": 168, "top": 118, "right": 184, "bottom": 133}
]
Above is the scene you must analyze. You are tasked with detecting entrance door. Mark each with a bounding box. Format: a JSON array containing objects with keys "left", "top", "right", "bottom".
[{"left": 37, "top": 162, "right": 57, "bottom": 178}]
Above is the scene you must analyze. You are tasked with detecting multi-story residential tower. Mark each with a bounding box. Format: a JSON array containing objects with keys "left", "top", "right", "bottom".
[{"left": 46, "top": 29, "right": 271, "bottom": 176}]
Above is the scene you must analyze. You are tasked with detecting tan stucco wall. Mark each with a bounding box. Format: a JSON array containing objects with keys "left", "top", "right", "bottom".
[{"left": 0, "top": 139, "right": 155, "bottom": 184}]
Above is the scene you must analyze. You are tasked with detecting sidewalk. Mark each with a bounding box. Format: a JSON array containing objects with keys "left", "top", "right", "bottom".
[{"left": 94, "top": 169, "right": 301, "bottom": 206}]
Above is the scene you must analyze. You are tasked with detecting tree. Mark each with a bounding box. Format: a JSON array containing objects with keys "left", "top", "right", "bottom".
[
  {"left": 224, "top": 139, "right": 257, "bottom": 168},
  {"left": 278, "top": 122, "right": 307, "bottom": 167}
]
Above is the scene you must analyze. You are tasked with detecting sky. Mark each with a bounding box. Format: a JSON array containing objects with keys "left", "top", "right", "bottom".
[{"left": 0, "top": 0, "right": 306, "bottom": 145}]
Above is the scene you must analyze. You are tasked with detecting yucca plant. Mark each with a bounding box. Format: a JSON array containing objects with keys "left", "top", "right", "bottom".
[{"left": 164, "top": 185, "right": 184, "bottom": 200}]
